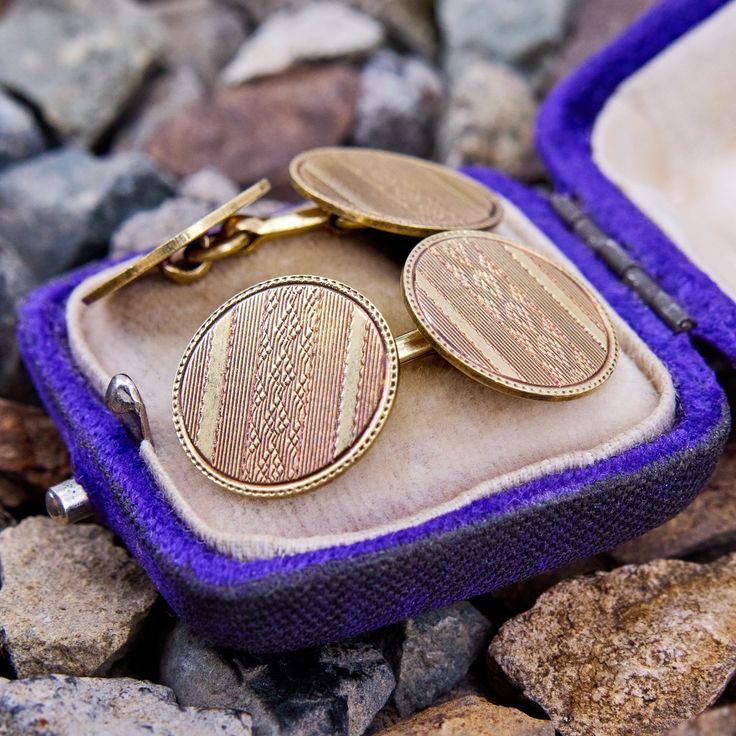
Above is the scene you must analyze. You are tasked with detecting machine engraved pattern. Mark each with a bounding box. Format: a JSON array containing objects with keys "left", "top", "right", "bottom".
[
  {"left": 176, "top": 282, "right": 390, "bottom": 490},
  {"left": 291, "top": 148, "right": 500, "bottom": 233},
  {"left": 404, "top": 232, "right": 616, "bottom": 397}
]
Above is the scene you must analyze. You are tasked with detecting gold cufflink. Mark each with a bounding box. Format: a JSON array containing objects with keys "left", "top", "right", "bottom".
[
  {"left": 172, "top": 230, "right": 618, "bottom": 499},
  {"left": 82, "top": 148, "right": 502, "bottom": 305}
]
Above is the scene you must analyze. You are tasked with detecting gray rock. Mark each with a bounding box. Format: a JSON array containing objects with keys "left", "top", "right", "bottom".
[
  {"left": 0, "top": 238, "right": 35, "bottom": 395},
  {"left": 114, "top": 65, "right": 206, "bottom": 151},
  {"left": 152, "top": 0, "right": 248, "bottom": 84},
  {"left": 178, "top": 168, "right": 240, "bottom": 207},
  {"left": 0, "top": 93, "right": 45, "bottom": 169},
  {"left": 111, "top": 197, "right": 210, "bottom": 257},
  {"left": 161, "top": 623, "right": 396, "bottom": 736},
  {"left": 0, "top": 675, "right": 252, "bottom": 735},
  {"left": 0, "top": 0, "right": 164, "bottom": 147},
  {"left": 221, "top": 1, "right": 383, "bottom": 85},
  {"left": 353, "top": 50, "right": 443, "bottom": 158},
  {"left": 436, "top": 60, "right": 541, "bottom": 179},
  {"left": 227, "top": 0, "right": 437, "bottom": 58},
  {"left": 387, "top": 603, "right": 493, "bottom": 718},
  {"left": 438, "top": 0, "right": 576, "bottom": 79},
  {"left": 0, "top": 517, "right": 158, "bottom": 677},
  {"left": 0, "top": 149, "right": 174, "bottom": 280}
]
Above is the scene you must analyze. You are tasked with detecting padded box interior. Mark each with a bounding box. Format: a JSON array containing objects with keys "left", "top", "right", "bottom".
[
  {"left": 67, "top": 197, "right": 675, "bottom": 560},
  {"left": 592, "top": 1, "right": 736, "bottom": 302}
]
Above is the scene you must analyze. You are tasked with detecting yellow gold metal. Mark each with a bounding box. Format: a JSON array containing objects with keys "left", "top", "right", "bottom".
[
  {"left": 395, "top": 330, "right": 433, "bottom": 363},
  {"left": 290, "top": 147, "right": 503, "bottom": 236},
  {"left": 402, "top": 231, "right": 619, "bottom": 401},
  {"left": 82, "top": 179, "right": 271, "bottom": 305},
  {"left": 172, "top": 275, "right": 399, "bottom": 498}
]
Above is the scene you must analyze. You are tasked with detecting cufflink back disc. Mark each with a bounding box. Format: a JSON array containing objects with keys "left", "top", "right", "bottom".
[
  {"left": 403, "top": 231, "right": 619, "bottom": 400},
  {"left": 290, "top": 147, "right": 503, "bottom": 236},
  {"left": 173, "top": 275, "right": 399, "bottom": 498}
]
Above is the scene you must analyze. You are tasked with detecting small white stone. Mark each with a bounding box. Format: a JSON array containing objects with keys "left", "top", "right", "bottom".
[{"left": 221, "top": 1, "right": 383, "bottom": 85}]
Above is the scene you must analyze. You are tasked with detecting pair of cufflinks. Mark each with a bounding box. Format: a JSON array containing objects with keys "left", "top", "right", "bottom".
[{"left": 86, "top": 148, "right": 618, "bottom": 499}]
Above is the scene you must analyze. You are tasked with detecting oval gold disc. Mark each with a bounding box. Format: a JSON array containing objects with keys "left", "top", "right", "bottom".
[
  {"left": 403, "top": 231, "right": 619, "bottom": 400},
  {"left": 173, "top": 276, "right": 399, "bottom": 497},
  {"left": 290, "top": 147, "right": 503, "bottom": 236}
]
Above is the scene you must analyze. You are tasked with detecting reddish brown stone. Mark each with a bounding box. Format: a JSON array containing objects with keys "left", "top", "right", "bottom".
[
  {"left": 376, "top": 695, "right": 554, "bottom": 735},
  {"left": 146, "top": 64, "right": 359, "bottom": 196},
  {"left": 555, "top": 0, "right": 660, "bottom": 81},
  {"left": 0, "top": 398, "right": 69, "bottom": 489},
  {"left": 614, "top": 441, "right": 736, "bottom": 563},
  {"left": 665, "top": 705, "right": 736, "bottom": 735}
]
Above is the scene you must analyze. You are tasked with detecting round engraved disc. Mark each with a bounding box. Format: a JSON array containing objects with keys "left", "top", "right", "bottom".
[
  {"left": 173, "top": 276, "right": 398, "bottom": 497},
  {"left": 403, "top": 231, "right": 619, "bottom": 400},
  {"left": 290, "top": 147, "right": 502, "bottom": 236}
]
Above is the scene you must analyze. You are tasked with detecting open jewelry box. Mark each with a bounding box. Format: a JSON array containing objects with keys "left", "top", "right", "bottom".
[{"left": 16, "top": 0, "right": 734, "bottom": 651}]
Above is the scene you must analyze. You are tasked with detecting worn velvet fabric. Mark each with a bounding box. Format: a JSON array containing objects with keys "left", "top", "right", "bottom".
[{"left": 16, "top": 0, "right": 734, "bottom": 651}]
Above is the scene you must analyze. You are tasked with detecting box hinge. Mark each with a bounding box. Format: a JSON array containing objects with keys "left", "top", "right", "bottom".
[{"left": 544, "top": 191, "right": 696, "bottom": 334}]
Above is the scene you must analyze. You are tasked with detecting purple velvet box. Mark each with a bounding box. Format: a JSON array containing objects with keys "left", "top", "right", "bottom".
[{"left": 16, "top": 0, "right": 732, "bottom": 652}]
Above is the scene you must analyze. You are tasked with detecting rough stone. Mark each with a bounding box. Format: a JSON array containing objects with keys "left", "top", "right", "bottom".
[
  {"left": 436, "top": 60, "right": 541, "bottom": 179},
  {"left": 613, "top": 442, "right": 736, "bottom": 564},
  {"left": 111, "top": 197, "right": 210, "bottom": 257},
  {"left": 555, "top": 0, "right": 659, "bottom": 82},
  {"left": 221, "top": 2, "right": 383, "bottom": 86},
  {"left": 0, "top": 398, "right": 70, "bottom": 488},
  {"left": 388, "top": 603, "right": 493, "bottom": 717},
  {"left": 0, "top": 675, "right": 252, "bottom": 735},
  {"left": 353, "top": 50, "right": 443, "bottom": 158},
  {"left": 0, "top": 0, "right": 164, "bottom": 147},
  {"left": 0, "top": 238, "right": 36, "bottom": 397},
  {"left": 665, "top": 704, "right": 736, "bottom": 735},
  {"left": 0, "top": 517, "right": 158, "bottom": 677},
  {"left": 0, "top": 149, "right": 174, "bottom": 280},
  {"left": 113, "top": 66, "right": 206, "bottom": 151},
  {"left": 377, "top": 695, "right": 554, "bottom": 735},
  {"left": 161, "top": 622, "right": 395, "bottom": 736},
  {"left": 153, "top": 0, "right": 247, "bottom": 84},
  {"left": 438, "top": 0, "right": 576, "bottom": 79},
  {"left": 490, "top": 555, "right": 736, "bottom": 736},
  {"left": 0, "top": 92, "right": 45, "bottom": 170},
  {"left": 228, "top": 0, "right": 437, "bottom": 58},
  {"left": 178, "top": 168, "right": 240, "bottom": 207},
  {"left": 147, "top": 64, "right": 359, "bottom": 195}
]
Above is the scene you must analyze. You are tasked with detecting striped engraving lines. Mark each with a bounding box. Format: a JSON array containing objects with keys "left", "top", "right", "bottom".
[
  {"left": 174, "top": 278, "right": 396, "bottom": 495},
  {"left": 404, "top": 231, "right": 618, "bottom": 399}
]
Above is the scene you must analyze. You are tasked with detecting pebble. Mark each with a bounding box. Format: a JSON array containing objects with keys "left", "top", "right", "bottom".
[
  {"left": 114, "top": 66, "right": 206, "bottom": 152},
  {"left": 436, "top": 60, "right": 540, "bottom": 179},
  {"left": 0, "top": 675, "right": 252, "bottom": 735},
  {"left": 490, "top": 555, "right": 736, "bottom": 736},
  {"left": 153, "top": 0, "right": 248, "bottom": 84},
  {"left": 0, "top": 93, "right": 45, "bottom": 170},
  {"left": 229, "top": 0, "right": 437, "bottom": 58},
  {"left": 146, "top": 64, "right": 359, "bottom": 194},
  {"left": 388, "top": 603, "right": 493, "bottom": 717},
  {"left": 353, "top": 50, "right": 443, "bottom": 158},
  {"left": 0, "top": 0, "right": 164, "bottom": 147},
  {"left": 178, "top": 168, "right": 240, "bottom": 208},
  {"left": 160, "top": 622, "right": 395, "bottom": 736},
  {"left": 437, "top": 0, "right": 576, "bottom": 80},
  {"left": 0, "top": 149, "right": 174, "bottom": 280},
  {"left": 0, "top": 517, "right": 158, "bottom": 677},
  {"left": 665, "top": 704, "right": 736, "bottom": 735},
  {"left": 377, "top": 694, "right": 554, "bottom": 735},
  {"left": 0, "top": 398, "right": 70, "bottom": 490},
  {"left": 613, "top": 442, "right": 736, "bottom": 564},
  {"left": 221, "top": 2, "right": 383, "bottom": 86},
  {"left": 111, "top": 198, "right": 210, "bottom": 257},
  {"left": 0, "top": 238, "right": 36, "bottom": 397}
]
